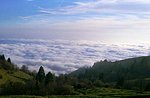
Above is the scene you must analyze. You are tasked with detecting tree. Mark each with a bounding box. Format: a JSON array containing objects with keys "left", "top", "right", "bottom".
[
  {"left": 94, "top": 80, "right": 104, "bottom": 87},
  {"left": 55, "top": 85, "right": 74, "bottom": 95},
  {"left": 1, "top": 81, "right": 25, "bottom": 95},
  {"left": 116, "top": 76, "right": 124, "bottom": 88},
  {"left": 0, "top": 74, "right": 2, "bottom": 79},
  {"left": 36, "top": 66, "right": 45, "bottom": 83},
  {"left": 0, "top": 54, "right": 5, "bottom": 61},
  {"left": 145, "top": 82, "right": 150, "bottom": 91},
  {"left": 45, "top": 72, "right": 54, "bottom": 85},
  {"left": 21, "top": 65, "right": 29, "bottom": 73},
  {"left": 7, "top": 58, "right": 11, "bottom": 64},
  {"left": 99, "top": 73, "right": 104, "bottom": 81}
]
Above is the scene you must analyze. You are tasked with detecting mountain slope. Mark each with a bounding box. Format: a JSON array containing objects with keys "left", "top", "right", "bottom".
[
  {"left": 0, "top": 69, "right": 32, "bottom": 85},
  {"left": 70, "top": 56, "right": 150, "bottom": 83}
]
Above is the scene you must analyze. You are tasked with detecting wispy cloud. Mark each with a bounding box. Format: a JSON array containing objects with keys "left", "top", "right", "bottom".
[
  {"left": 16, "top": 0, "right": 150, "bottom": 37},
  {"left": 27, "top": 0, "right": 34, "bottom": 1},
  {"left": 38, "top": 0, "right": 150, "bottom": 16}
]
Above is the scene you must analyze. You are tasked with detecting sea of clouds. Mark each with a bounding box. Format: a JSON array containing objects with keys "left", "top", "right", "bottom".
[{"left": 0, "top": 39, "right": 150, "bottom": 74}]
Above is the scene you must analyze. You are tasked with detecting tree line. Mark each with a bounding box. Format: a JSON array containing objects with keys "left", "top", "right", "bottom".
[{"left": 1, "top": 55, "right": 150, "bottom": 95}]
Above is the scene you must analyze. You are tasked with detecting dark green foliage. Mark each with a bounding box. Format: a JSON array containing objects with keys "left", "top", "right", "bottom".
[
  {"left": 21, "top": 65, "right": 29, "bottom": 73},
  {"left": 0, "top": 59, "right": 14, "bottom": 70},
  {"left": 7, "top": 58, "right": 11, "bottom": 64},
  {"left": 98, "top": 73, "right": 104, "bottom": 81},
  {"left": 70, "top": 56, "right": 150, "bottom": 91},
  {"left": 54, "top": 85, "right": 74, "bottom": 95},
  {"left": 0, "top": 54, "right": 6, "bottom": 61},
  {"left": 93, "top": 80, "right": 104, "bottom": 87},
  {"left": 0, "top": 74, "right": 2, "bottom": 79},
  {"left": 36, "top": 66, "right": 45, "bottom": 83},
  {"left": 145, "top": 82, "right": 150, "bottom": 91},
  {"left": 0, "top": 55, "right": 15, "bottom": 70},
  {"left": 71, "top": 56, "right": 150, "bottom": 82},
  {"left": 116, "top": 76, "right": 124, "bottom": 88},
  {"left": 0, "top": 56, "right": 76, "bottom": 96},
  {"left": 45, "top": 72, "right": 54, "bottom": 85},
  {"left": 2, "top": 55, "right": 150, "bottom": 96},
  {"left": 1, "top": 81, "right": 25, "bottom": 95}
]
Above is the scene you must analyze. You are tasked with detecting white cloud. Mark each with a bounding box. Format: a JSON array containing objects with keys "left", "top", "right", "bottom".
[
  {"left": 11, "top": 0, "right": 149, "bottom": 43},
  {"left": 27, "top": 0, "right": 34, "bottom": 1},
  {"left": 38, "top": 0, "right": 150, "bottom": 15},
  {"left": 121, "top": 0, "right": 150, "bottom": 3},
  {"left": 0, "top": 39, "right": 150, "bottom": 75}
]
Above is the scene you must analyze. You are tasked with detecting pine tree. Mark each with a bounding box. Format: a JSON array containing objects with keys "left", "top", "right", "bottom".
[
  {"left": 0, "top": 54, "right": 5, "bottom": 61},
  {"left": 36, "top": 66, "right": 45, "bottom": 83},
  {"left": 7, "top": 58, "right": 11, "bottom": 64},
  {"left": 45, "top": 72, "right": 54, "bottom": 85},
  {"left": 21, "top": 65, "right": 29, "bottom": 73}
]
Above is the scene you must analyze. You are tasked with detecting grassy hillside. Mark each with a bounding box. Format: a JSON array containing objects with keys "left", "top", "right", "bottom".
[
  {"left": 0, "top": 55, "right": 32, "bottom": 85},
  {"left": 0, "top": 69, "right": 32, "bottom": 85}
]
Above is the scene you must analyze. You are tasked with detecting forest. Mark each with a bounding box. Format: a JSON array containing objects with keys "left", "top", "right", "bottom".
[{"left": 1, "top": 54, "right": 150, "bottom": 97}]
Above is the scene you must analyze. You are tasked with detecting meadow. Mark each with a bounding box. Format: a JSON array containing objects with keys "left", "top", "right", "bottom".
[{"left": 1, "top": 87, "right": 150, "bottom": 98}]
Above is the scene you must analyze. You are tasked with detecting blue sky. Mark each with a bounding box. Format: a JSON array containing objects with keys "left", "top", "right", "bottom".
[{"left": 1, "top": 0, "right": 150, "bottom": 44}]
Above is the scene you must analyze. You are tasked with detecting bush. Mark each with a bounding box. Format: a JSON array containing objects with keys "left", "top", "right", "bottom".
[
  {"left": 55, "top": 85, "right": 74, "bottom": 95},
  {"left": 93, "top": 80, "right": 104, "bottom": 87},
  {"left": 1, "top": 81, "right": 25, "bottom": 95},
  {"left": 145, "top": 82, "right": 150, "bottom": 91},
  {"left": 0, "top": 74, "right": 2, "bottom": 79}
]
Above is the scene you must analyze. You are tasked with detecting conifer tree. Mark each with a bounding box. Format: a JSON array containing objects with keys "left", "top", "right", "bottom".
[
  {"left": 36, "top": 66, "right": 45, "bottom": 83},
  {"left": 7, "top": 58, "right": 11, "bottom": 64},
  {"left": 0, "top": 54, "right": 5, "bottom": 61},
  {"left": 45, "top": 71, "right": 54, "bottom": 85}
]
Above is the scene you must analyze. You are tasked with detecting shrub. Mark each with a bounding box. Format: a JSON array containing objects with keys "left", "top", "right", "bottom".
[{"left": 0, "top": 74, "right": 2, "bottom": 79}]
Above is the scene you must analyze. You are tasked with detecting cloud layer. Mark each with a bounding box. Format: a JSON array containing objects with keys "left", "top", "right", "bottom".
[{"left": 0, "top": 39, "right": 150, "bottom": 74}]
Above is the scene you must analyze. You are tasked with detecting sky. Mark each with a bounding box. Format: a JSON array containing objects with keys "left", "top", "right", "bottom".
[
  {"left": 1, "top": 0, "right": 150, "bottom": 74},
  {"left": 0, "top": 0, "right": 150, "bottom": 44}
]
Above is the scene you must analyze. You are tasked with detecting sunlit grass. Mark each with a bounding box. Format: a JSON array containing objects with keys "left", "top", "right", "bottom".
[{"left": 0, "top": 69, "right": 32, "bottom": 85}]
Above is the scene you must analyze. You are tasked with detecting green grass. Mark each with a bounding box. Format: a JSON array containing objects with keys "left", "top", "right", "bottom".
[
  {"left": 1, "top": 88, "right": 150, "bottom": 98},
  {"left": 0, "top": 96, "right": 44, "bottom": 98},
  {"left": 0, "top": 95, "right": 115, "bottom": 98},
  {"left": 0, "top": 69, "right": 32, "bottom": 85},
  {"left": 76, "top": 87, "right": 150, "bottom": 97},
  {"left": 12, "top": 71, "right": 33, "bottom": 80},
  {"left": 0, "top": 88, "right": 150, "bottom": 98}
]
